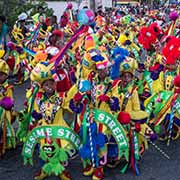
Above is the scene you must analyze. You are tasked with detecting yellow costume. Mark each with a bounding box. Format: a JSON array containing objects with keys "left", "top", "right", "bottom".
[
  {"left": 28, "top": 62, "right": 73, "bottom": 180},
  {"left": 0, "top": 60, "right": 16, "bottom": 156},
  {"left": 112, "top": 57, "right": 155, "bottom": 151},
  {"left": 29, "top": 62, "right": 72, "bottom": 148}
]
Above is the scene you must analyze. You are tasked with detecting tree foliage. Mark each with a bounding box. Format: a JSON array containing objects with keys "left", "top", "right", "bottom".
[{"left": 0, "top": 0, "right": 54, "bottom": 28}]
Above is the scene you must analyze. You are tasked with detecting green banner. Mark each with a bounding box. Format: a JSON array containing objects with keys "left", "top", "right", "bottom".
[
  {"left": 145, "top": 91, "right": 173, "bottom": 116},
  {"left": 93, "top": 109, "right": 129, "bottom": 160},
  {"left": 175, "top": 98, "right": 180, "bottom": 117},
  {"left": 22, "top": 126, "right": 82, "bottom": 160},
  {"left": 133, "top": 131, "right": 139, "bottom": 160},
  {"left": 144, "top": 71, "right": 153, "bottom": 94}
]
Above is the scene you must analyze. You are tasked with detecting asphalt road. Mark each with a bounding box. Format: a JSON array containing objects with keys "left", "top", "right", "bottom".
[{"left": 1, "top": 82, "right": 180, "bottom": 180}]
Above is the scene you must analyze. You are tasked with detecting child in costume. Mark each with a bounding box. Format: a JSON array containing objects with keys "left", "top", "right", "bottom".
[
  {"left": 68, "top": 52, "right": 125, "bottom": 180},
  {"left": 18, "top": 61, "right": 73, "bottom": 180},
  {"left": 111, "top": 57, "right": 157, "bottom": 175},
  {"left": 0, "top": 59, "right": 16, "bottom": 156}
]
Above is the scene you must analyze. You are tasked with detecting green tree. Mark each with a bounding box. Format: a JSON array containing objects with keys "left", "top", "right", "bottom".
[{"left": 0, "top": 0, "right": 54, "bottom": 29}]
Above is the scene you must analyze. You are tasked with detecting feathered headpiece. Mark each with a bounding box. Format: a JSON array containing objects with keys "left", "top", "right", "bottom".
[
  {"left": 162, "top": 36, "right": 180, "bottom": 66},
  {"left": 138, "top": 23, "right": 162, "bottom": 50},
  {"left": 110, "top": 47, "right": 129, "bottom": 79}
]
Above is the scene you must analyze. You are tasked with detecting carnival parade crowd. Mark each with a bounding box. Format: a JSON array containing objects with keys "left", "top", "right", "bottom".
[{"left": 0, "top": 2, "right": 180, "bottom": 180}]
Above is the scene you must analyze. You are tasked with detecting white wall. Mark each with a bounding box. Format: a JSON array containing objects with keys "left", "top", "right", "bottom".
[
  {"left": 46, "top": 0, "right": 112, "bottom": 20},
  {"left": 102, "top": 0, "right": 112, "bottom": 7}
]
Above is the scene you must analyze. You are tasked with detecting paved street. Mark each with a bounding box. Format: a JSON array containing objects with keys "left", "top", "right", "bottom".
[{"left": 0, "top": 82, "right": 180, "bottom": 180}]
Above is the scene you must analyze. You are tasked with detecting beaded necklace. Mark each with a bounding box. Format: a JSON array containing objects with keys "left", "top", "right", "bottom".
[
  {"left": 39, "top": 93, "right": 62, "bottom": 124},
  {"left": 95, "top": 76, "right": 112, "bottom": 95}
]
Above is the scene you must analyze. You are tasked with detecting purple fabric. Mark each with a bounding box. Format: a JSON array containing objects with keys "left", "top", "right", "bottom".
[
  {"left": 16, "top": 46, "right": 24, "bottom": 54},
  {"left": 31, "top": 110, "right": 42, "bottom": 121},
  {"left": 150, "top": 133, "right": 158, "bottom": 142},
  {"left": 109, "top": 97, "right": 120, "bottom": 112},
  {"left": 69, "top": 99, "right": 83, "bottom": 113},
  {"left": 0, "top": 97, "right": 14, "bottom": 110}
]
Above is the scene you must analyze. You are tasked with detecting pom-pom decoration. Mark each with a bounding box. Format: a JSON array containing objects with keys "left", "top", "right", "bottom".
[
  {"left": 135, "top": 123, "right": 141, "bottom": 132},
  {"left": 67, "top": 2, "right": 73, "bottom": 9},
  {"left": 0, "top": 97, "right": 14, "bottom": 110},
  {"left": 162, "top": 36, "right": 180, "bottom": 65},
  {"left": 73, "top": 92, "right": 83, "bottom": 102},
  {"left": 31, "top": 110, "right": 42, "bottom": 121},
  {"left": 150, "top": 133, "right": 158, "bottom": 142},
  {"left": 174, "top": 75, "right": 180, "bottom": 88},
  {"left": 0, "top": 50, "right": 5, "bottom": 59},
  {"left": 138, "top": 26, "right": 157, "bottom": 49},
  {"left": 98, "top": 95, "right": 110, "bottom": 103},
  {"left": 169, "top": 11, "right": 179, "bottom": 21},
  {"left": 117, "top": 111, "right": 131, "bottom": 125},
  {"left": 52, "top": 30, "right": 64, "bottom": 38},
  {"left": 6, "top": 42, "right": 16, "bottom": 50},
  {"left": 79, "top": 80, "right": 91, "bottom": 93},
  {"left": 148, "top": 23, "right": 162, "bottom": 37},
  {"left": 110, "top": 47, "right": 129, "bottom": 79}
]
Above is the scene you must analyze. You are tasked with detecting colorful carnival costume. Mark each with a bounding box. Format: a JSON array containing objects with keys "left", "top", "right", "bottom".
[
  {"left": 6, "top": 42, "right": 34, "bottom": 84},
  {"left": 144, "top": 36, "right": 180, "bottom": 143},
  {"left": 145, "top": 75, "right": 180, "bottom": 145},
  {"left": 37, "top": 136, "right": 70, "bottom": 180},
  {"left": 68, "top": 53, "right": 122, "bottom": 180},
  {"left": 152, "top": 36, "right": 180, "bottom": 93},
  {"left": 45, "top": 30, "right": 72, "bottom": 92},
  {"left": 0, "top": 59, "right": 16, "bottom": 156},
  {"left": 17, "top": 61, "right": 73, "bottom": 179},
  {"left": 111, "top": 57, "right": 157, "bottom": 175}
]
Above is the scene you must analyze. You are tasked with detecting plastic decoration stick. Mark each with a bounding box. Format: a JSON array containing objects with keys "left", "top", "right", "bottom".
[
  {"left": 167, "top": 93, "right": 178, "bottom": 146},
  {"left": 50, "top": 25, "right": 87, "bottom": 66},
  {"left": 139, "top": 132, "right": 170, "bottom": 159}
]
